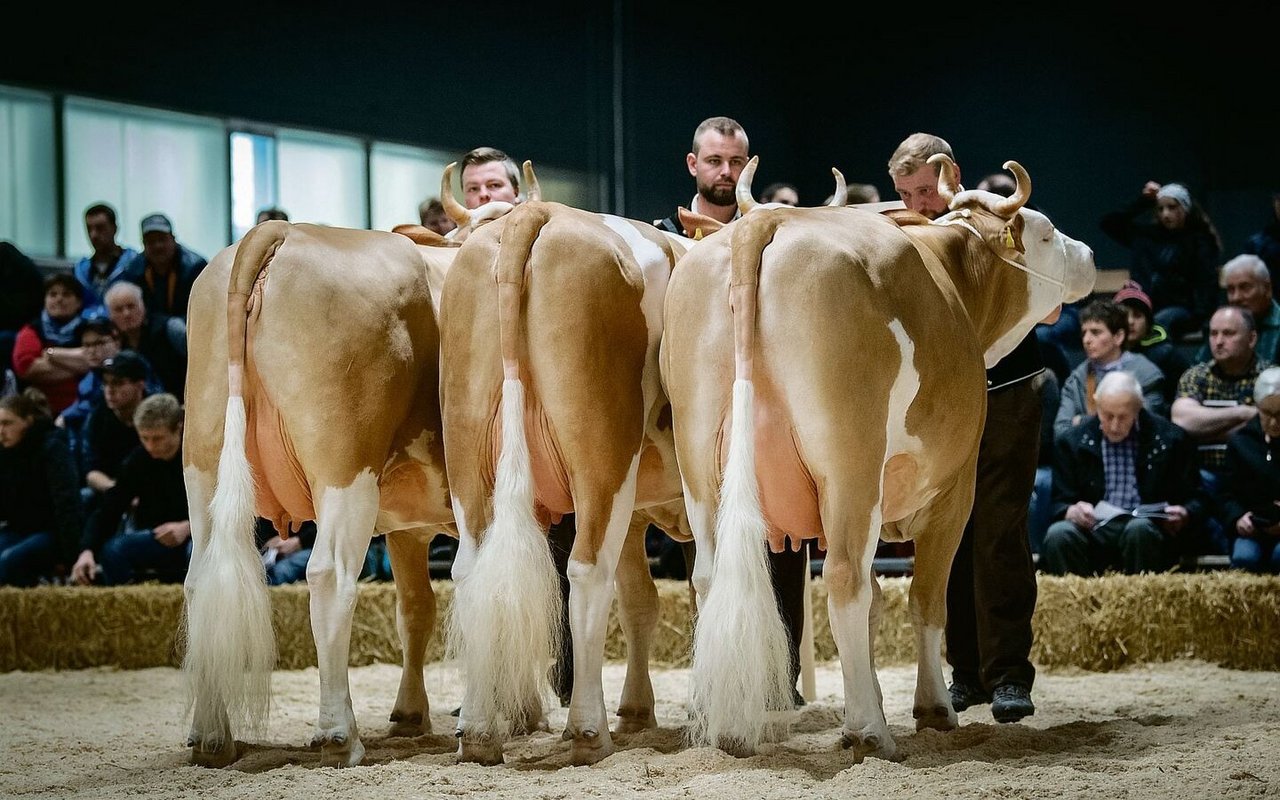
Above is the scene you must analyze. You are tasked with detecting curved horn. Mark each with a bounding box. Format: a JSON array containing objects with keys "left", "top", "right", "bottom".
[
  {"left": 736, "top": 155, "right": 759, "bottom": 214},
  {"left": 927, "top": 153, "right": 959, "bottom": 205},
  {"left": 828, "top": 167, "right": 847, "bottom": 207},
  {"left": 522, "top": 160, "right": 541, "bottom": 202},
  {"left": 440, "top": 162, "right": 470, "bottom": 227},
  {"left": 990, "top": 160, "right": 1031, "bottom": 217}
]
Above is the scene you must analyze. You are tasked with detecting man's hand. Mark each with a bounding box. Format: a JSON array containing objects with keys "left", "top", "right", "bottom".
[
  {"left": 1160, "top": 505, "right": 1189, "bottom": 535},
  {"left": 262, "top": 534, "right": 302, "bottom": 556},
  {"left": 70, "top": 549, "right": 97, "bottom": 585},
  {"left": 1065, "top": 501, "right": 1096, "bottom": 529},
  {"left": 154, "top": 521, "right": 192, "bottom": 548}
]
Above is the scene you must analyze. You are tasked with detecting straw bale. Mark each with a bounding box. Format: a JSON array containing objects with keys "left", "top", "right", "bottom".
[{"left": 2, "top": 572, "right": 1277, "bottom": 673}]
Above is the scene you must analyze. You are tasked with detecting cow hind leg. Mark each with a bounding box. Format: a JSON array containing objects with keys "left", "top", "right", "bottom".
[
  {"left": 824, "top": 497, "right": 896, "bottom": 762},
  {"left": 306, "top": 474, "right": 380, "bottom": 767},
  {"left": 386, "top": 528, "right": 437, "bottom": 737},
  {"left": 563, "top": 458, "right": 641, "bottom": 765},
  {"left": 613, "top": 514, "right": 658, "bottom": 734}
]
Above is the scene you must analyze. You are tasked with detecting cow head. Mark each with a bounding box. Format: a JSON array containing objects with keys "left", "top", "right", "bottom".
[{"left": 929, "top": 154, "right": 1096, "bottom": 366}]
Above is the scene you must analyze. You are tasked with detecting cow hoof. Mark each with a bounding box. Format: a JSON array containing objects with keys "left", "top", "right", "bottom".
[
  {"left": 457, "top": 736, "right": 504, "bottom": 765},
  {"left": 319, "top": 737, "right": 365, "bottom": 768},
  {"left": 840, "top": 728, "right": 896, "bottom": 761},
  {"left": 570, "top": 729, "right": 615, "bottom": 765},
  {"left": 189, "top": 737, "right": 238, "bottom": 768},
  {"left": 615, "top": 709, "right": 657, "bottom": 733},
  {"left": 388, "top": 711, "right": 427, "bottom": 738},
  {"left": 913, "top": 704, "right": 957, "bottom": 732}
]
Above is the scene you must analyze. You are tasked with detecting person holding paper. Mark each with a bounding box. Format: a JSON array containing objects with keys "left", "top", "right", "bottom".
[
  {"left": 1042, "top": 371, "right": 1204, "bottom": 575},
  {"left": 1221, "top": 366, "right": 1280, "bottom": 573}
]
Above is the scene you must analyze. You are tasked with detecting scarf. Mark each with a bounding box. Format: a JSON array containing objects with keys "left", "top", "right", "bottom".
[{"left": 39, "top": 310, "right": 82, "bottom": 346}]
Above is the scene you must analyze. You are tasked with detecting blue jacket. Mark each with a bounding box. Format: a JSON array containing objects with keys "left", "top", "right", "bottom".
[
  {"left": 74, "top": 247, "right": 139, "bottom": 316},
  {"left": 119, "top": 245, "right": 207, "bottom": 319}
]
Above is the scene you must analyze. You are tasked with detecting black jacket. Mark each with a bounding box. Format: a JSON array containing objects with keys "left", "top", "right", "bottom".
[
  {"left": 0, "top": 419, "right": 85, "bottom": 563},
  {"left": 1051, "top": 410, "right": 1204, "bottom": 539},
  {"left": 1221, "top": 417, "right": 1280, "bottom": 531}
]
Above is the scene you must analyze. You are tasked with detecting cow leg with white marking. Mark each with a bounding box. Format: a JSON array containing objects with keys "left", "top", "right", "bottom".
[
  {"left": 306, "top": 476, "right": 380, "bottom": 767},
  {"left": 613, "top": 513, "right": 659, "bottom": 733},
  {"left": 385, "top": 527, "right": 438, "bottom": 737}
]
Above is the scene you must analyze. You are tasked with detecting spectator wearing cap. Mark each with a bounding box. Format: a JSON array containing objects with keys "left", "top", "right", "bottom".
[
  {"left": 1113, "top": 279, "right": 1191, "bottom": 406},
  {"left": 10, "top": 274, "right": 91, "bottom": 416},
  {"left": 70, "top": 393, "right": 189, "bottom": 586},
  {"left": 1054, "top": 299, "right": 1167, "bottom": 441},
  {"left": 119, "top": 213, "right": 207, "bottom": 320},
  {"left": 103, "top": 281, "right": 187, "bottom": 401},
  {"left": 80, "top": 351, "right": 153, "bottom": 516},
  {"left": 73, "top": 203, "right": 138, "bottom": 317},
  {"left": 1101, "top": 181, "right": 1223, "bottom": 341},
  {"left": 1220, "top": 366, "right": 1280, "bottom": 573}
]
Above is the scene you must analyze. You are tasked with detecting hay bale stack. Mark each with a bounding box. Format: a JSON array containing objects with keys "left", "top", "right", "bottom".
[{"left": 2, "top": 572, "right": 1277, "bottom": 673}]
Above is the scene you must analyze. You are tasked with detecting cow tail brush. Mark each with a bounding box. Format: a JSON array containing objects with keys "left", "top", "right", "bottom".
[
  {"left": 690, "top": 212, "right": 793, "bottom": 753},
  {"left": 450, "top": 203, "right": 563, "bottom": 740},
  {"left": 184, "top": 221, "right": 287, "bottom": 741}
]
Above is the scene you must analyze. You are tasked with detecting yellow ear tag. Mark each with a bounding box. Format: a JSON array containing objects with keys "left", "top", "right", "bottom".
[
  {"left": 693, "top": 227, "right": 704, "bottom": 241},
  {"left": 1003, "top": 226, "right": 1015, "bottom": 248}
]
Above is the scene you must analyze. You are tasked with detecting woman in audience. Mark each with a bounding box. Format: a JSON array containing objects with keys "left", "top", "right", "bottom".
[
  {"left": 0, "top": 388, "right": 84, "bottom": 585},
  {"left": 1221, "top": 367, "right": 1280, "bottom": 573},
  {"left": 10, "top": 274, "right": 92, "bottom": 416}
]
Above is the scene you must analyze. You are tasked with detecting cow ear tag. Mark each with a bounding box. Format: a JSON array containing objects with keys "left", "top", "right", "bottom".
[
  {"left": 1002, "top": 226, "right": 1016, "bottom": 249},
  {"left": 693, "top": 227, "right": 704, "bottom": 241}
]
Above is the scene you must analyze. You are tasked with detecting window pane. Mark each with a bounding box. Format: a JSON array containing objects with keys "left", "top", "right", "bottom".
[
  {"left": 64, "top": 97, "right": 229, "bottom": 264},
  {"left": 278, "top": 129, "right": 366, "bottom": 229},
  {"left": 0, "top": 86, "right": 57, "bottom": 258},
  {"left": 531, "top": 164, "right": 595, "bottom": 210},
  {"left": 370, "top": 142, "right": 453, "bottom": 232},
  {"left": 230, "top": 131, "right": 279, "bottom": 241}
]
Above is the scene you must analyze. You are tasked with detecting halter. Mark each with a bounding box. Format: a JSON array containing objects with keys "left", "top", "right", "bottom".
[{"left": 935, "top": 212, "right": 1066, "bottom": 288}]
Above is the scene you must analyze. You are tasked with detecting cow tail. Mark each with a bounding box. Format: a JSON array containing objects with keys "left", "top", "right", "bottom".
[
  {"left": 183, "top": 221, "right": 288, "bottom": 737},
  {"left": 690, "top": 213, "right": 792, "bottom": 752},
  {"left": 448, "top": 203, "right": 563, "bottom": 740}
]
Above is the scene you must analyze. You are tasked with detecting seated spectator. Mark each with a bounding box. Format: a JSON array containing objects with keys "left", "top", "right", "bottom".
[
  {"left": 104, "top": 281, "right": 187, "bottom": 400},
  {"left": 1172, "top": 305, "right": 1274, "bottom": 553},
  {"left": 1028, "top": 368, "right": 1061, "bottom": 554},
  {"left": 1100, "top": 181, "right": 1222, "bottom": 340},
  {"left": 822, "top": 183, "right": 881, "bottom": 205},
  {"left": 1041, "top": 371, "right": 1202, "bottom": 576},
  {"left": 1, "top": 241, "right": 44, "bottom": 376},
  {"left": 760, "top": 182, "right": 799, "bottom": 206},
  {"left": 1112, "top": 280, "right": 1190, "bottom": 407},
  {"left": 70, "top": 393, "right": 189, "bottom": 586},
  {"left": 0, "top": 389, "right": 83, "bottom": 585},
  {"left": 417, "top": 197, "right": 456, "bottom": 236},
  {"left": 255, "top": 206, "right": 289, "bottom": 224},
  {"left": 118, "top": 213, "right": 207, "bottom": 320},
  {"left": 1220, "top": 366, "right": 1280, "bottom": 573},
  {"left": 1054, "top": 299, "right": 1166, "bottom": 440},
  {"left": 1241, "top": 191, "right": 1280, "bottom": 287},
  {"left": 73, "top": 203, "right": 138, "bottom": 316},
  {"left": 1200, "top": 254, "right": 1280, "bottom": 364},
  {"left": 255, "top": 517, "right": 316, "bottom": 585},
  {"left": 79, "top": 352, "right": 151, "bottom": 513},
  {"left": 11, "top": 274, "right": 91, "bottom": 416},
  {"left": 56, "top": 316, "right": 122, "bottom": 439}
]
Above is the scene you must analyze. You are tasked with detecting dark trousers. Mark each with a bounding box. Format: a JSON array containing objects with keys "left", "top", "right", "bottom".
[
  {"left": 945, "top": 379, "right": 1040, "bottom": 692},
  {"left": 0, "top": 531, "right": 57, "bottom": 587},
  {"left": 99, "top": 529, "right": 193, "bottom": 585}
]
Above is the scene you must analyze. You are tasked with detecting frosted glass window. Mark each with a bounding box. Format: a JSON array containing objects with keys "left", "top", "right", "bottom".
[
  {"left": 0, "top": 86, "right": 57, "bottom": 258},
  {"left": 370, "top": 142, "right": 453, "bottom": 232},
  {"left": 529, "top": 164, "right": 594, "bottom": 211},
  {"left": 63, "top": 98, "right": 229, "bottom": 264},
  {"left": 230, "top": 131, "right": 280, "bottom": 242},
  {"left": 277, "top": 129, "right": 366, "bottom": 229}
]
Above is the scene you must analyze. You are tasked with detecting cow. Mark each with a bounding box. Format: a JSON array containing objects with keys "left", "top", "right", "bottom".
[
  {"left": 660, "top": 154, "right": 1096, "bottom": 759},
  {"left": 438, "top": 196, "right": 691, "bottom": 765},
  {"left": 180, "top": 220, "right": 465, "bottom": 768}
]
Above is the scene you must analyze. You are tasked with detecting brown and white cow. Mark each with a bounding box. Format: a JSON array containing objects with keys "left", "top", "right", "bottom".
[
  {"left": 439, "top": 199, "right": 690, "bottom": 765},
  {"left": 181, "top": 221, "right": 462, "bottom": 768},
  {"left": 661, "top": 155, "right": 1096, "bottom": 758}
]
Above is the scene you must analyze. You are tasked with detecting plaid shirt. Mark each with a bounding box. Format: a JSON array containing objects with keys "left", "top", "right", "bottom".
[
  {"left": 1101, "top": 430, "right": 1141, "bottom": 510},
  {"left": 1176, "top": 356, "right": 1273, "bottom": 470}
]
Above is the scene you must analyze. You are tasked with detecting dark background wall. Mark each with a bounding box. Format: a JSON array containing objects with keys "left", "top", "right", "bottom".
[{"left": 4, "top": 2, "right": 1274, "bottom": 270}]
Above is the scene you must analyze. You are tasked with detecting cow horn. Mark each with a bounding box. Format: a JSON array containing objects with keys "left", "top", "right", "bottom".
[
  {"left": 440, "top": 162, "right": 471, "bottom": 227},
  {"left": 828, "top": 167, "right": 847, "bottom": 207},
  {"left": 927, "top": 153, "right": 959, "bottom": 205},
  {"left": 736, "top": 155, "right": 759, "bottom": 214},
  {"left": 523, "top": 160, "right": 542, "bottom": 202},
  {"left": 990, "top": 160, "right": 1031, "bottom": 217}
]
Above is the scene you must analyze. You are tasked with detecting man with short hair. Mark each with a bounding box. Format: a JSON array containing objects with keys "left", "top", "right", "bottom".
[
  {"left": 1055, "top": 299, "right": 1167, "bottom": 439},
  {"left": 459, "top": 147, "right": 521, "bottom": 208},
  {"left": 73, "top": 203, "right": 138, "bottom": 316},
  {"left": 119, "top": 213, "right": 207, "bottom": 320},
  {"left": 81, "top": 351, "right": 151, "bottom": 500},
  {"left": 418, "top": 197, "right": 457, "bottom": 235},
  {"left": 654, "top": 116, "right": 750, "bottom": 234},
  {"left": 1213, "top": 254, "right": 1280, "bottom": 363},
  {"left": 1042, "top": 371, "right": 1201, "bottom": 576},
  {"left": 888, "top": 131, "right": 1041, "bottom": 724},
  {"left": 104, "top": 281, "right": 186, "bottom": 400}
]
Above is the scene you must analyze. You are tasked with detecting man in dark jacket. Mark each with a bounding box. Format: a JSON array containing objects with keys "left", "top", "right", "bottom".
[
  {"left": 119, "top": 213, "right": 206, "bottom": 320},
  {"left": 1042, "top": 371, "right": 1203, "bottom": 576}
]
